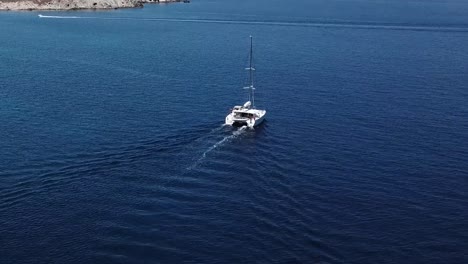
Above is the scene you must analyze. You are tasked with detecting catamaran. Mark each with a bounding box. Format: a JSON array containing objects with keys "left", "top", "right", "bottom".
[{"left": 225, "top": 36, "right": 266, "bottom": 128}]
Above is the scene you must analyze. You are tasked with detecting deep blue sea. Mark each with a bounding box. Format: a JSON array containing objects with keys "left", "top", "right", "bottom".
[{"left": 1, "top": 0, "right": 468, "bottom": 263}]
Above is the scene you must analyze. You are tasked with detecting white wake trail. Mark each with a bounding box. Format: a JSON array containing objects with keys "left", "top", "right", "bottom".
[
  {"left": 186, "top": 126, "right": 247, "bottom": 170},
  {"left": 37, "top": 14, "right": 468, "bottom": 32},
  {"left": 38, "top": 15, "right": 81, "bottom": 19},
  {"left": 201, "top": 125, "right": 247, "bottom": 158}
]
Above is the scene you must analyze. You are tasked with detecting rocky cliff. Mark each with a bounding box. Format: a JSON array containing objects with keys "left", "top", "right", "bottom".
[{"left": 0, "top": 0, "right": 180, "bottom": 10}]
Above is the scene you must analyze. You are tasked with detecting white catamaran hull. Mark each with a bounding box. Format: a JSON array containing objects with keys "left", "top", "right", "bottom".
[{"left": 225, "top": 109, "right": 266, "bottom": 128}]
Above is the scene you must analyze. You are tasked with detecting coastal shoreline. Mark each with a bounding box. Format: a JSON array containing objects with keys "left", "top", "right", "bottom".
[{"left": 0, "top": 0, "right": 185, "bottom": 11}]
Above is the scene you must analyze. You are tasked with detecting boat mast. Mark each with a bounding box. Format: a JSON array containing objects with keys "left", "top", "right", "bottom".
[{"left": 248, "top": 36, "right": 255, "bottom": 108}]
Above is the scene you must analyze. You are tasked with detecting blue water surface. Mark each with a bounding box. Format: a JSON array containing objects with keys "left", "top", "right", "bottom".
[{"left": 1, "top": 0, "right": 468, "bottom": 263}]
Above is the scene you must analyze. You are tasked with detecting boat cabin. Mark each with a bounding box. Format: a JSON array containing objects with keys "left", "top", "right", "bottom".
[{"left": 231, "top": 107, "right": 258, "bottom": 119}]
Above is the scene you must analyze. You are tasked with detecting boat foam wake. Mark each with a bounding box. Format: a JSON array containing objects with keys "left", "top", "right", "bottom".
[
  {"left": 38, "top": 14, "right": 80, "bottom": 19},
  {"left": 37, "top": 14, "right": 468, "bottom": 33},
  {"left": 187, "top": 126, "right": 247, "bottom": 170}
]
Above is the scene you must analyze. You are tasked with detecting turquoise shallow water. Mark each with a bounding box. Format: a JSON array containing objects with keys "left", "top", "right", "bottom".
[{"left": 1, "top": 0, "right": 468, "bottom": 263}]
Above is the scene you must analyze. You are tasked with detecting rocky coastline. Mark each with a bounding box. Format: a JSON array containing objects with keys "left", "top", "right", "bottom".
[{"left": 0, "top": 0, "right": 184, "bottom": 11}]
